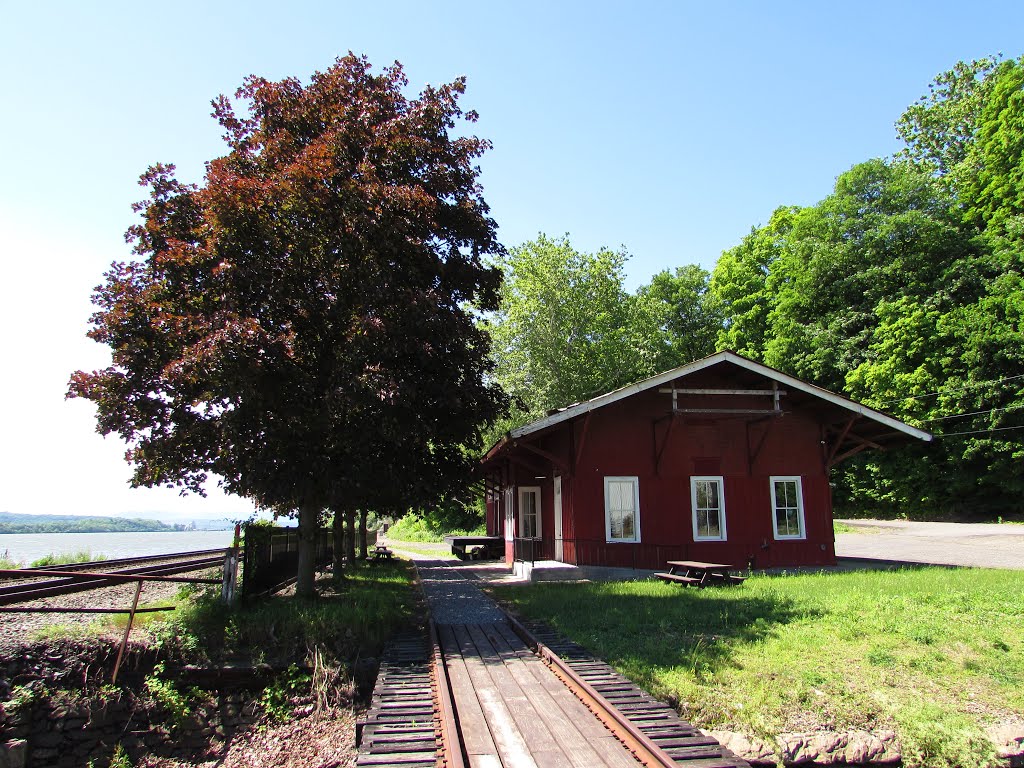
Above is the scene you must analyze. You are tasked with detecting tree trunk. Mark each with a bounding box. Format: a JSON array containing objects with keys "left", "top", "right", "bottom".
[
  {"left": 296, "top": 503, "right": 319, "bottom": 598},
  {"left": 359, "top": 510, "right": 369, "bottom": 559},
  {"left": 331, "top": 510, "right": 345, "bottom": 585},
  {"left": 345, "top": 509, "right": 357, "bottom": 566}
]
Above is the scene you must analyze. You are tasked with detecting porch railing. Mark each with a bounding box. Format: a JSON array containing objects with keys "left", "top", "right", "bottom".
[{"left": 513, "top": 537, "right": 544, "bottom": 564}]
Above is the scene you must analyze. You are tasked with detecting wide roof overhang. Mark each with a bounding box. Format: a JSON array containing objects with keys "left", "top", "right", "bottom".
[{"left": 483, "top": 351, "right": 931, "bottom": 469}]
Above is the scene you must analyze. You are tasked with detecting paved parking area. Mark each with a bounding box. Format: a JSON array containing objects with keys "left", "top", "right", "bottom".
[{"left": 835, "top": 519, "right": 1024, "bottom": 570}]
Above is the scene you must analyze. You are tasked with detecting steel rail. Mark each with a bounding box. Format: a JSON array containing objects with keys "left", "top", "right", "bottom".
[
  {"left": 0, "top": 556, "right": 224, "bottom": 606},
  {"left": 429, "top": 619, "right": 467, "bottom": 768},
  {"left": 0, "top": 606, "right": 176, "bottom": 614},
  {"left": 503, "top": 611, "right": 683, "bottom": 768},
  {"left": 18, "top": 548, "right": 230, "bottom": 573}
]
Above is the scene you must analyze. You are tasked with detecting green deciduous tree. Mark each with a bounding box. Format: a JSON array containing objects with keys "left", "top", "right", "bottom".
[
  {"left": 709, "top": 207, "right": 796, "bottom": 358},
  {"left": 896, "top": 55, "right": 1002, "bottom": 177},
  {"left": 485, "top": 234, "right": 660, "bottom": 424},
  {"left": 636, "top": 264, "right": 724, "bottom": 368},
  {"left": 762, "top": 159, "right": 975, "bottom": 391},
  {"left": 69, "top": 55, "right": 508, "bottom": 594}
]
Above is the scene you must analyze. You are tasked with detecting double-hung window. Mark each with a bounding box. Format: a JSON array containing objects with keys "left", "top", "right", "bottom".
[
  {"left": 604, "top": 476, "right": 640, "bottom": 543},
  {"left": 771, "top": 476, "right": 805, "bottom": 539},
  {"left": 518, "top": 486, "right": 541, "bottom": 539},
  {"left": 691, "top": 476, "right": 726, "bottom": 541}
]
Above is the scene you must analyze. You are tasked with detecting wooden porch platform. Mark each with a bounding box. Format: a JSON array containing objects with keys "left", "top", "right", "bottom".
[{"left": 437, "top": 622, "right": 643, "bottom": 768}]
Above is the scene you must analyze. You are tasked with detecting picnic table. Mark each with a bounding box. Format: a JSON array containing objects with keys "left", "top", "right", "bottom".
[
  {"left": 370, "top": 545, "right": 393, "bottom": 561},
  {"left": 655, "top": 560, "right": 746, "bottom": 588}
]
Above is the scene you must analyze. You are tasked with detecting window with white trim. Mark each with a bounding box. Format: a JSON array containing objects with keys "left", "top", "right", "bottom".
[
  {"left": 771, "top": 476, "right": 806, "bottom": 539},
  {"left": 604, "top": 476, "right": 640, "bottom": 543},
  {"left": 691, "top": 476, "right": 726, "bottom": 541},
  {"left": 518, "top": 486, "right": 541, "bottom": 538}
]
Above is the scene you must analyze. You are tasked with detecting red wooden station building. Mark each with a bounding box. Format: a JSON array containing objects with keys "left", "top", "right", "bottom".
[{"left": 480, "top": 351, "right": 931, "bottom": 571}]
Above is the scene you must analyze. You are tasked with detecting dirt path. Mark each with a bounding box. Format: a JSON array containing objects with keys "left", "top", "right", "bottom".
[{"left": 835, "top": 519, "right": 1024, "bottom": 569}]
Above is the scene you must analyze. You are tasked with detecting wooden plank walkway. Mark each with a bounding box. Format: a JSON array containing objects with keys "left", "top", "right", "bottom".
[{"left": 438, "top": 622, "right": 643, "bottom": 768}]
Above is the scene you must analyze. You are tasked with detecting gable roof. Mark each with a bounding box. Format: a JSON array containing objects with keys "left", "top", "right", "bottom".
[{"left": 499, "top": 350, "right": 931, "bottom": 448}]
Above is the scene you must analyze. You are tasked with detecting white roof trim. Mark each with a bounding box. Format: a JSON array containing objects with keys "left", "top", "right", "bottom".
[{"left": 508, "top": 351, "right": 932, "bottom": 443}]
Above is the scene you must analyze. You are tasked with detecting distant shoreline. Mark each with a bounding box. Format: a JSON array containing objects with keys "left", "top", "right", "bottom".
[
  {"left": 0, "top": 523, "right": 181, "bottom": 534},
  {"left": 0, "top": 512, "right": 232, "bottom": 535}
]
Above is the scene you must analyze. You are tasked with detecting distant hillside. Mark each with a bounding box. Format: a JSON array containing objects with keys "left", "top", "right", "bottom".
[{"left": 0, "top": 511, "right": 181, "bottom": 534}]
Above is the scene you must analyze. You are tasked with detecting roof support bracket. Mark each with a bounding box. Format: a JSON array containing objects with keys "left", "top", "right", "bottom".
[
  {"left": 574, "top": 412, "right": 592, "bottom": 474},
  {"left": 514, "top": 440, "right": 571, "bottom": 477},
  {"left": 653, "top": 413, "right": 680, "bottom": 476}
]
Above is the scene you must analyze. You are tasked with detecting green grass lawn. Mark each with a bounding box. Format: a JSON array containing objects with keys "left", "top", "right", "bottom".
[
  {"left": 495, "top": 568, "right": 1023, "bottom": 768},
  {"left": 384, "top": 540, "right": 458, "bottom": 559}
]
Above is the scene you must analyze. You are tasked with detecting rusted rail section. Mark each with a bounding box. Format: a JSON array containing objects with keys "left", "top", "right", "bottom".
[
  {"left": 430, "top": 620, "right": 466, "bottom": 768},
  {"left": 14, "top": 548, "right": 229, "bottom": 574},
  {"left": 0, "top": 556, "right": 224, "bottom": 606},
  {"left": 506, "top": 614, "right": 749, "bottom": 768}
]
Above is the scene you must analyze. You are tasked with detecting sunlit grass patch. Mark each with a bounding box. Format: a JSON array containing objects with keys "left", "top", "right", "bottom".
[
  {"left": 496, "top": 568, "right": 1023, "bottom": 766},
  {"left": 833, "top": 521, "right": 881, "bottom": 534},
  {"left": 155, "top": 559, "right": 419, "bottom": 665},
  {"left": 30, "top": 550, "right": 107, "bottom": 567},
  {"left": 390, "top": 543, "right": 458, "bottom": 559},
  {"left": 0, "top": 549, "right": 22, "bottom": 569}
]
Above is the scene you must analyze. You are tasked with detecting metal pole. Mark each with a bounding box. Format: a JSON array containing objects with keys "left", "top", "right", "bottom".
[{"left": 112, "top": 579, "right": 144, "bottom": 684}]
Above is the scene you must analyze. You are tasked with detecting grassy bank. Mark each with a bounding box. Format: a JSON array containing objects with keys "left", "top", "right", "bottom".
[
  {"left": 386, "top": 513, "right": 483, "bottom": 542},
  {"left": 0, "top": 549, "right": 106, "bottom": 568},
  {"left": 496, "top": 568, "right": 1023, "bottom": 768},
  {"left": 155, "top": 559, "right": 419, "bottom": 666}
]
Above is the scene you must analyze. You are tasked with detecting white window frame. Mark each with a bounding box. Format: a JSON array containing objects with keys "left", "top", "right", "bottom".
[
  {"left": 518, "top": 486, "right": 541, "bottom": 539},
  {"left": 770, "top": 476, "right": 806, "bottom": 540},
  {"left": 691, "top": 476, "right": 727, "bottom": 541},
  {"left": 604, "top": 476, "right": 641, "bottom": 544}
]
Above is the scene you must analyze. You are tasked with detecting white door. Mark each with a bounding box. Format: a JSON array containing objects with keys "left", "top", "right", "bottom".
[{"left": 554, "top": 476, "right": 564, "bottom": 561}]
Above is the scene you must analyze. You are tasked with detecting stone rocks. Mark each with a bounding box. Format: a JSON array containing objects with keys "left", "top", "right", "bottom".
[
  {"left": 708, "top": 729, "right": 777, "bottom": 765},
  {"left": 989, "top": 723, "right": 1024, "bottom": 765},
  {"left": 1, "top": 647, "right": 267, "bottom": 768},
  {"left": 706, "top": 728, "right": 901, "bottom": 766}
]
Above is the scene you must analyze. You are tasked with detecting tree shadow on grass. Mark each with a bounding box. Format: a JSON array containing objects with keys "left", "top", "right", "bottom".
[{"left": 502, "top": 583, "right": 813, "bottom": 680}]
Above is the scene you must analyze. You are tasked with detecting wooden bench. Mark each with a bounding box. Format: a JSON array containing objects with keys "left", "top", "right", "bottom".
[
  {"left": 655, "top": 572, "right": 702, "bottom": 586},
  {"left": 370, "top": 546, "right": 393, "bottom": 561}
]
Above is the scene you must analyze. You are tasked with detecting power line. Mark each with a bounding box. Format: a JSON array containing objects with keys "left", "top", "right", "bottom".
[
  {"left": 922, "top": 403, "right": 1024, "bottom": 423},
  {"left": 936, "top": 424, "right": 1024, "bottom": 438},
  {"left": 876, "top": 372, "right": 1024, "bottom": 406}
]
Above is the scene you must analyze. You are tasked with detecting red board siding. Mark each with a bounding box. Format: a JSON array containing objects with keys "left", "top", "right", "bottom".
[{"left": 558, "top": 381, "right": 836, "bottom": 569}]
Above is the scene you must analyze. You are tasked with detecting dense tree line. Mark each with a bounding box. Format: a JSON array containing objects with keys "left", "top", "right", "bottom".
[
  {"left": 486, "top": 57, "right": 1024, "bottom": 519},
  {"left": 0, "top": 518, "right": 180, "bottom": 534}
]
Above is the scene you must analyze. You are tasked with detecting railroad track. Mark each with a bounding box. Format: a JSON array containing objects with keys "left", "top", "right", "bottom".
[
  {"left": 0, "top": 550, "right": 230, "bottom": 607},
  {"left": 358, "top": 612, "right": 748, "bottom": 768},
  {"left": 12, "top": 548, "right": 230, "bottom": 575}
]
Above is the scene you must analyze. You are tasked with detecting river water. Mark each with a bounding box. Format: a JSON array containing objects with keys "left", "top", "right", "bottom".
[{"left": 0, "top": 530, "right": 240, "bottom": 564}]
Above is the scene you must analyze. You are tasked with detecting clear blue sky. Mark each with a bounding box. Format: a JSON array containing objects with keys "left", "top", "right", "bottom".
[{"left": 1, "top": 0, "right": 1022, "bottom": 520}]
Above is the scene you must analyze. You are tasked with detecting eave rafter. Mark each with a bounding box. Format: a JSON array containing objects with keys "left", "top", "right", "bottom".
[
  {"left": 513, "top": 439, "right": 570, "bottom": 477},
  {"left": 825, "top": 417, "right": 886, "bottom": 469}
]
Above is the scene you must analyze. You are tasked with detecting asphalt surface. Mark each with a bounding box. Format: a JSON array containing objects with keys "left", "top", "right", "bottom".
[{"left": 835, "top": 519, "right": 1024, "bottom": 570}]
